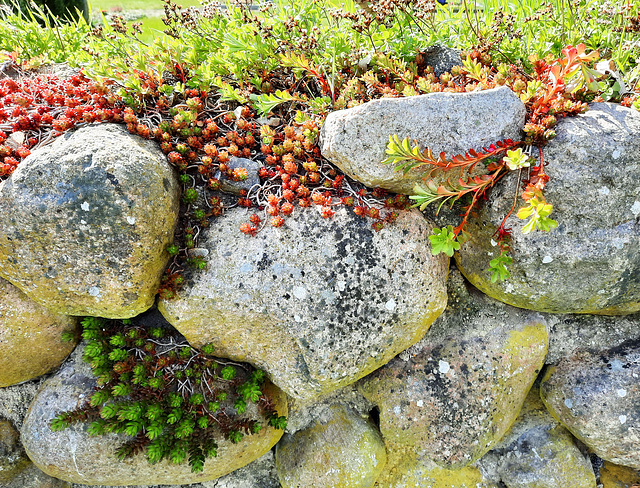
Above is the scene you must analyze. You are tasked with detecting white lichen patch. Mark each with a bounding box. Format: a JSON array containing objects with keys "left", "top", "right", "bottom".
[
  {"left": 438, "top": 360, "right": 450, "bottom": 374},
  {"left": 631, "top": 201, "right": 640, "bottom": 217},
  {"left": 80, "top": 202, "right": 90, "bottom": 211},
  {"left": 616, "top": 388, "right": 627, "bottom": 397},
  {"left": 542, "top": 256, "right": 553, "bottom": 264},
  {"left": 293, "top": 286, "right": 308, "bottom": 300},
  {"left": 598, "top": 186, "right": 611, "bottom": 196},
  {"left": 564, "top": 398, "right": 573, "bottom": 408},
  {"left": 619, "top": 414, "right": 627, "bottom": 424},
  {"left": 126, "top": 216, "right": 136, "bottom": 225},
  {"left": 385, "top": 299, "right": 396, "bottom": 311}
]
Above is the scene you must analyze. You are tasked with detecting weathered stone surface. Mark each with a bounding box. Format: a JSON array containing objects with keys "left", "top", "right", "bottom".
[
  {"left": 419, "top": 45, "right": 463, "bottom": 77},
  {"left": 21, "top": 345, "right": 287, "bottom": 485},
  {"left": 456, "top": 103, "right": 640, "bottom": 314},
  {"left": 70, "top": 451, "right": 280, "bottom": 488},
  {"left": 0, "top": 123, "right": 180, "bottom": 318},
  {"left": 540, "top": 342, "right": 640, "bottom": 468},
  {"left": 214, "top": 156, "right": 262, "bottom": 195},
  {"left": 0, "top": 376, "right": 46, "bottom": 430},
  {"left": 320, "top": 86, "right": 525, "bottom": 195},
  {"left": 599, "top": 461, "right": 640, "bottom": 488},
  {"left": 0, "top": 418, "right": 30, "bottom": 484},
  {"left": 383, "top": 457, "right": 499, "bottom": 488},
  {"left": 276, "top": 404, "right": 386, "bottom": 488},
  {"left": 5, "top": 463, "right": 71, "bottom": 488},
  {"left": 159, "top": 206, "right": 448, "bottom": 401},
  {"left": 358, "top": 269, "right": 548, "bottom": 470},
  {"left": 285, "top": 384, "right": 375, "bottom": 434},
  {"left": 480, "top": 387, "right": 596, "bottom": 488},
  {"left": 545, "top": 312, "right": 640, "bottom": 364},
  {"left": 0, "top": 277, "right": 78, "bottom": 387}
]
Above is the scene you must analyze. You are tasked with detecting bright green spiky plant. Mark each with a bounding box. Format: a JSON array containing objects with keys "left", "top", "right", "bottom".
[{"left": 52, "top": 317, "right": 286, "bottom": 473}]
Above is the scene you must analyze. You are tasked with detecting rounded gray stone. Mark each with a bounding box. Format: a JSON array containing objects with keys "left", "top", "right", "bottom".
[
  {"left": 159, "top": 206, "right": 448, "bottom": 402},
  {"left": 0, "top": 123, "right": 180, "bottom": 318},
  {"left": 320, "top": 86, "right": 526, "bottom": 195},
  {"left": 479, "top": 387, "right": 596, "bottom": 488},
  {"left": 20, "top": 345, "right": 287, "bottom": 485},
  {"left": 540, "top": 342, "right": 640, "bottom": 468},
  {"left": 456, "top": 103, "right": 640, "bottom": 314},
  {"left": 358, "top": 269, "right": 548, "bottom": 469}
]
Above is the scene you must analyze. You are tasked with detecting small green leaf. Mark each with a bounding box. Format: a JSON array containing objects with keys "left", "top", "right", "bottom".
[
  {"left": 488, "top": 254, "right": 512, "bottom": 282},
  {"left": 428, "top": 226, "right": 460, "bottom": 257}
]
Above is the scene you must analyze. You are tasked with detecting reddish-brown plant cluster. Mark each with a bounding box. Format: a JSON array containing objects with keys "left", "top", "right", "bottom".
[{"left": 0, "top": 71, "right": 123, "bottom": 177}]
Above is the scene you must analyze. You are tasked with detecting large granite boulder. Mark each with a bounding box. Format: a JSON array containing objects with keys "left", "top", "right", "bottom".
[
  {"left": 21, "top": 345, "right": 287, "bottom": 485},
  {"left": 320, "top": 86, "right": 526, "bottom": 194},
  {"left": 479, "top": 387, "right": 596, "bottom": 488},
  {"left": 456, "top": 103, "right": 640, "bottom": 314},
  {"left": 0, "top": 277, "right": 78, "bottom": 387},
  {"left": 358, "top": 269, "right": 548, "bottom": 475},
  {"left": 276, "top": 404, "right": 387, "bottom": 488},
  {"left": 0, "top": 124, "right": 179, "bottom": 318},
  {"left": 159, "top": 206, "right": 448, "bottom": 401},
  {"left": 540, "top": 342, "right": 640, "bottom": 468}
]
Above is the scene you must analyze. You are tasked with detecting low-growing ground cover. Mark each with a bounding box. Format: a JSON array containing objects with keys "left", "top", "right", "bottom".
[{"left": 0, "top": 0, "right": 639, "bottom": 286}]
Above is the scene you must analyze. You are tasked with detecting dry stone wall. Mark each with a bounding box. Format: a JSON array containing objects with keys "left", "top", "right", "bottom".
[{"left": 1, "top": 86, "right": 640, "bottom": 487}]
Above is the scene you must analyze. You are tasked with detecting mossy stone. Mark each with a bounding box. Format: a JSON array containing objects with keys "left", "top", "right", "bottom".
[
  {"left": 277, "top": 404, "right": 386, "bottom": 488},
  {"left": 600, "top": 461, "right": 640, "bottom": 488}
]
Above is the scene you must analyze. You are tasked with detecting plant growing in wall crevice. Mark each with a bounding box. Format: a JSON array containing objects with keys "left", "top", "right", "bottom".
[
  {"left": 382, "top": 44, "right": 603, "bottom": 281},
  {"left": 52, "top": 317, "right": 286, "bottom": 473}
]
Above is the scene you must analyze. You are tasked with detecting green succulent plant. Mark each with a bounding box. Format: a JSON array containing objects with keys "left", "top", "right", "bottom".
[{"left": 52, "top": 317, "right": 286, "bottom": 473}]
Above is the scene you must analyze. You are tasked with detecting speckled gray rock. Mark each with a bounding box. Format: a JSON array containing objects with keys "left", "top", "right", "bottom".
[
  {"left": 0, "top": 376, "right": 47, "bottom": 430},
  {"left": 479, "top": 387, "right": 596, "bottom": 488},
  {"left": 21, "top": 345, "right": 287, "bottom": 485},
  {"left": 0, "top": 277, "right": 78, "bottom": 387},
  {"left": 456, "top": 103, "right": 640, "bottom": 314},
  {"left": 545, "top": 312, "right": 640, "bottom": 364},
  {"left": 540, "top": 342, "right": 640, "bottom": 468},
  {"left": 5, "top": 463, "right": 72, "bottom": 488},
  {"left": 419, "top": 45, "right": 463, "bottom": 77},
  {"left": 69, "top": 451, "right": 280, "bottom": 488},
  {"left": 159, "top": 206, "right": 448, "bottom": 401},
  {"left": 214, "top": 156, "right": 262, "bottom": 195},
  {"left": 358, "top": 268, "right": 548, "bottom": 475},
  {"left": 320, "top": 86, "right": 525, "bottom": 195},
  {"left": 0, "top": 123, "right": 180, "bottom": 319},
  {"left": 276, "top": 404, "right": 387, "bottom": 488}
]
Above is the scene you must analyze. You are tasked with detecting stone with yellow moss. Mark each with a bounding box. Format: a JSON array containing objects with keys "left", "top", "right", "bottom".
[
  {"left": 358, "top": 268, "right": 548, "bottom": 469},
  {"left": 0, "top": 124, "right": 179, "bottom": 319},
  {"left": 479, "top": 386, "right": 596, "bottom": 487},
  {"left": 276, "top": 404, "right": 387, "bottom": 488},
  {"left": 0, "top": 277, "right": 78, "bottom": 387},
  {"left": 381, "top": 454, "right": 499, "bottom": 488},
  {"left": 600, "top": 461, "right": 640, "bottom": 488}
]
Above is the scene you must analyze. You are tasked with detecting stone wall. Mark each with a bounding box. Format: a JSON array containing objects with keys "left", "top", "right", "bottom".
[{"left": 1, "top": 88, "right": 640, "bottom": 487}]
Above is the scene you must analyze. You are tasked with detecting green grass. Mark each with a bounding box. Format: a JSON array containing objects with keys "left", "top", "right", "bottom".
[{"left": 92, "top": 0, "right": 199, "bottom": 11}]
